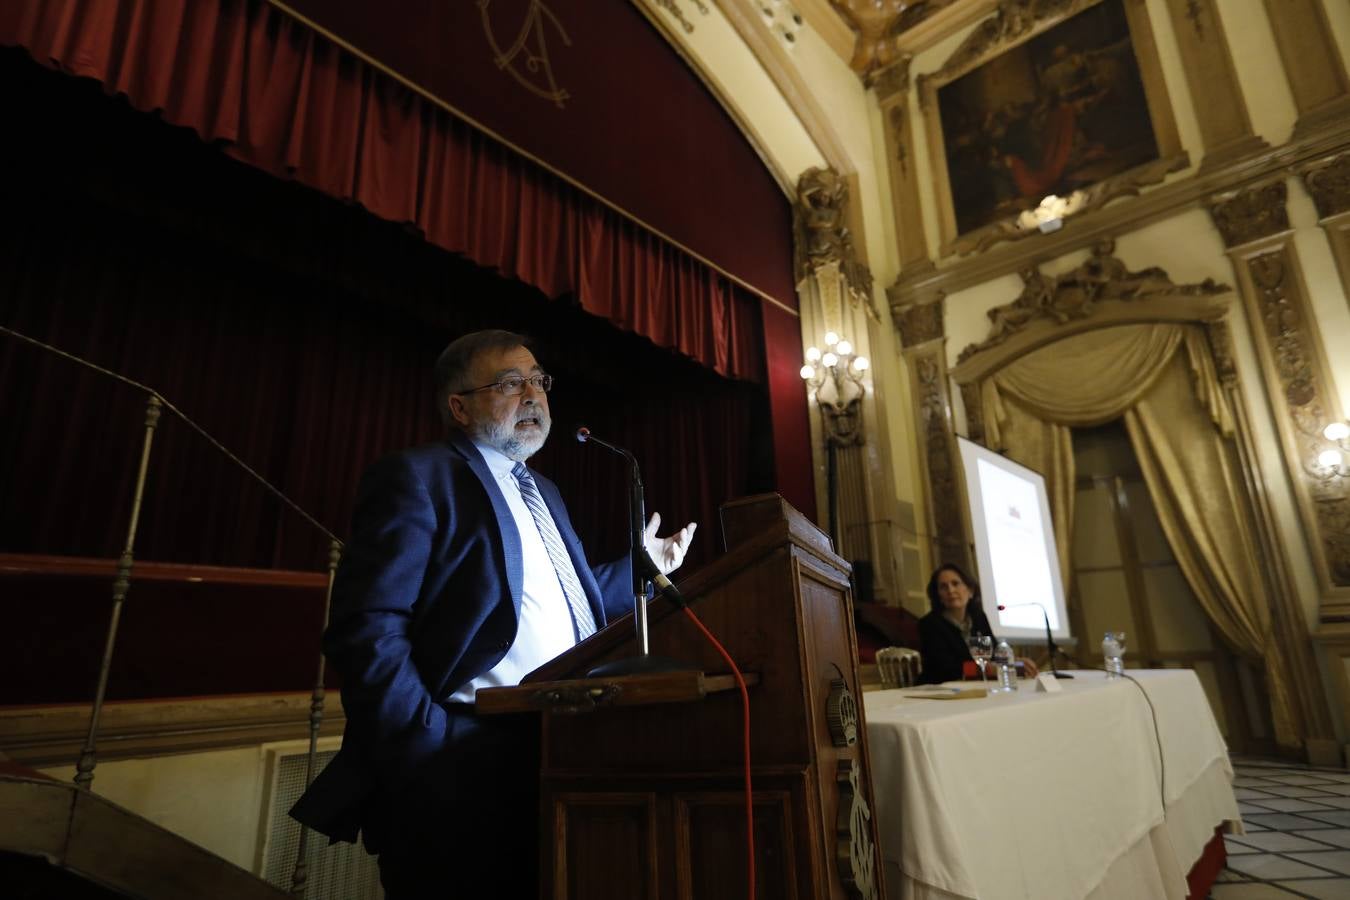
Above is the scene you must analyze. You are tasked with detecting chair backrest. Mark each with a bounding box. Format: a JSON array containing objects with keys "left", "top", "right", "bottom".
[{"left": 875, "top": 647, "right": 921, "bottom": 689}]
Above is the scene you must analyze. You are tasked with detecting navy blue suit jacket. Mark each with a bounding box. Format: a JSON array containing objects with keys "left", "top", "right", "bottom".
[{"left": 291, "top": 432, "right": 632, "bottom": 842}]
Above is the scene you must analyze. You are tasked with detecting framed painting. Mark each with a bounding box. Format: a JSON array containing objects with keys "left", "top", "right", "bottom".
[{"left": 917, "top": 0, "right": 1184, "bottom": 255}]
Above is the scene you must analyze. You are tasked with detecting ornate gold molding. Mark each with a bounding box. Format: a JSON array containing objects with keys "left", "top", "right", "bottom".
[
  {"left": 895, "top": 295, "right": 946, "bottom": 348},
  {"left": 870, "top": 54, "right": 912, "bottom": 100},
  {"left": 1301, "top": 152, "right": 1350, "bottom": 220},
  {"left": 795, "top": 167, "right": 877, "bottom": 319},
  {"left": 909, "top": 350, "right": 968, "bottom": 567},
  {"left": 1209, "top": 181, "right": 1292, "bottom": 249},
  {"left": 916, "top": 0, "right": 1101, "bottom": 90},
  {"left": 947, "top": 154, "right": 1189, "bottom": 258},
  {"left": 654, "top": 0, "right": 709, "bottom": 34},
  {"left": 960, "top": 380, "right": 986, "bottom": 446},
  {"left": 913, "top": 0, "right": 1183, "bottom": 259},
  {"left": 1243, "top": 249, "right": 1350, "bottom": 587},
  {"left": 1205, "top": 317, "right": 1238, "bottom": 387},
  {"left": 828, "top": 0, "right": 910, "bottom": 83},
  {"left": 956, "top": 240, "right": 1227, "bottom": 363},
  {"left": 886, "top": 118, "right": 1350, "bottom": 312}
]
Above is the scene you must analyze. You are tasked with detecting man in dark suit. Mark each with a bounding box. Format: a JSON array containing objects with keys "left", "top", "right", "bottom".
[{"left": 291, "top": 329, "right": 696, "bottom": 898}]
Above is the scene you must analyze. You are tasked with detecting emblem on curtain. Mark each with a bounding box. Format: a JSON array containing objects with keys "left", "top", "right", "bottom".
[{"left": 478, "top": 1, "right": 571, "bottom": 109}]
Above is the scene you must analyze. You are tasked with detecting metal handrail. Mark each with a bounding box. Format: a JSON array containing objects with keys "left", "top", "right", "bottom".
[{"left": 1, "top": 324, "right": 342, "bottom": 897}]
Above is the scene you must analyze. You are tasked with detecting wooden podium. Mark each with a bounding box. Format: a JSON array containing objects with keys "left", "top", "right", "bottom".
[{"left": 478, "top": 495, "right": 885, "bottom": 900}]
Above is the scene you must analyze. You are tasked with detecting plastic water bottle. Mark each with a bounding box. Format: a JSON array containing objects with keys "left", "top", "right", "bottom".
[
  {"left": 1102, "top": 632, "right": 1124, "bottom": 679},
  {"left": 994, "top": 640, "right": 1017, "bottom": 692}
]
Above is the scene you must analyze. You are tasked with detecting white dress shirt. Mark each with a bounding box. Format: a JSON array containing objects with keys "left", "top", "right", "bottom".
[{"left": 447, "top": 441, "right": 581, "bottom": 702}]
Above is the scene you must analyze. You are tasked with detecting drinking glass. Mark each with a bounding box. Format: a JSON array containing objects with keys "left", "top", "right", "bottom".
[{"left": 967, "top": 634, "right": 993, "bottom": 687}]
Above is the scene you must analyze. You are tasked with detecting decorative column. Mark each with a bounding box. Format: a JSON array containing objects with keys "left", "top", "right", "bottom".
[
  {"left": 893, "top": 294, "right": 968, "bottom": 572},
  {"left": 1161, "top": 0, "right": 1267, "bottom": 169},
  {"left": 1209, "top": 180, "right": 1350, "bottom": 609},
  {"left": 1205, "top": 318, "right": 1338, "bottom": 762},
  {"left": 1260, "top": 0, "right": 1350, "bottom": 139},
  {"left": 872, "top": 56, "right": 930, "bottom": 272},
  {"left": 795, "top": 167, "right": 899, "bottom": 602},
  {"left": 1301, "top": 152, "right": 1350, "bottom": 302}
]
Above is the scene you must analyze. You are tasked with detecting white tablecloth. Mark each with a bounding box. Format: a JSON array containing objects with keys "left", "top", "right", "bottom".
[{"left": 863, "top": 670, "right": 1240, "bottom": 900}]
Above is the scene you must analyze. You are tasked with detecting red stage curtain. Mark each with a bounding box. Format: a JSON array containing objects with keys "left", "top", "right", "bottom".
[
  {"left": 0, "top": 0, "right": 766, "bottom": 385},
  {"left": 0, "top": 50, "right": 764, "bottom": 579}
]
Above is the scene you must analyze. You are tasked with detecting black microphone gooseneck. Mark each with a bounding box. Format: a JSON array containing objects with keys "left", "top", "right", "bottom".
[
  {"left": 576, "top": 427, "right": 690, "bottom": 676},
  {"left": 998, "top": 602, "right": 1074, "bottom": 679},
  {"left": 576, "top": 426, "right": 648, "bottom": 609}
]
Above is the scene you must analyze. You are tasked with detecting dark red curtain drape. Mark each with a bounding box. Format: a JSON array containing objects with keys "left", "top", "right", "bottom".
[
  {"left": 0, "top": 53, "right": 771, "bottom": 703},
  {"left": 0, "top": 0, "right": 767, "bottom": 385}
]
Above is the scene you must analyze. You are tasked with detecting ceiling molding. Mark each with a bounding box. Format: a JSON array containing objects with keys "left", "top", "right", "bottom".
[
  {"left": 711, "top": 0, "right": 857, "bottom": 178},
  {"left": 895, "top": 0, "right": 998, "bottom": 55},
  {"left": 796, "top": 0, "right": 858, "bottom": 65}
]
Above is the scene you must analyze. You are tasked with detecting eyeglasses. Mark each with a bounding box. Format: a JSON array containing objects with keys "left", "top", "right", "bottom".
[{"left": 459, "top": 373, "right": 553, "bottom": 396}]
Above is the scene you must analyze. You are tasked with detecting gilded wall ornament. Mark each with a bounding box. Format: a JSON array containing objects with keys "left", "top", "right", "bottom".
[
  {"left": 956, "top": 241, "right": 1226, "bottom": 362},
  {"left": 830, "top": 0, "right": 910, "bottom": 83},
  {"left": 1205, "top": 318, "right": 1238, "bottom": 386},
  {"left": 1302, "top": 152, "right": 1350, "bottom": 219},
  {"left": 947, "top": 155, "right": 1188, "bottom": 257},
  {"left": 795, "top": 167, "right": 878, "bottom": 318},
  {"left": 479, "top": 0, "right": 572, "bottom": 109},
  {"left": 823, "top": 395, "right": 866, "bottom": 448},
  {"left": 915, "top": 354, "right": 966, "bottom": 562},
  {"left": 922, "top": 0, "right": 1097, "bottom": 87},
  {"left": 887, "top": 106, "right": 909, "bottom": 177},
  {"left": 871, "top": 55, "right": 912, "bottom": 99},
  {"left": 960, "top": 380, "right": 986, "bottom": 446},
  {"left": 896, "top": 295, "right": 945, "bottom": 348},
  {"left": 1209, "top": 181, "right": 1291, "bottom": 248},
  {"left": 1248, "top": 249, "right": 1350, "bottom": 583},
  {"left": 1184, "top": 0, "right": 1205, "bottom": 40},
  {"left": 654, "top": 0, "right": 709, "bottom": 34}
]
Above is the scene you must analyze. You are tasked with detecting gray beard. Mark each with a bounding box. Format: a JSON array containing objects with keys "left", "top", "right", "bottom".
[{"left": 472, "top": 413, "right": 550, "bottom": 462}]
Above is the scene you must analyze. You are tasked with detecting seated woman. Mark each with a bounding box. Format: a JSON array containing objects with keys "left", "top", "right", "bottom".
[{"left": 918, "top": 563, "right": 1038, "bottom": 683}]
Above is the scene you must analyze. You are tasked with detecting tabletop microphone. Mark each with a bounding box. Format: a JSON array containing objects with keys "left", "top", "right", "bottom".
[{"left": 997, "top": 602, "right": 1074, "bottom": 679}]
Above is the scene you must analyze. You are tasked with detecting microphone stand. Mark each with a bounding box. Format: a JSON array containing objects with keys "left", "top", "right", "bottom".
[
  {"left": 1043, "top": 613, "right": 1073, "bottom": 679},
  {"left": 578, "top": 428, "right": 691, "bottom": 677},
  {"left": 1000, "top": 602, "right": 1074, "bottom": 678}
]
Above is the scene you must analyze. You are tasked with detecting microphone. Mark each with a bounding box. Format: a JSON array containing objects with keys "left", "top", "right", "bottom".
[
  {"left": 997, "top": 602, "right": 1074, "bottom": 679},
  {"left": 575, "top": 426, "right": 688, "bottom": 609},
  {"left": 577, "top": 426, "right": 685, "bottom": 609},
  {"left": 576, "top": 426, "right": 645, "bottom": 593},
  {"left": 576, "top": 426, "right": 692, "bottom": 677}
]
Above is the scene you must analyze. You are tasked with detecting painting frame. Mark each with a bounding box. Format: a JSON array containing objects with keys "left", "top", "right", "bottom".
[{"left": 917, "top": 0, "right": 1184, "bottom": 256}]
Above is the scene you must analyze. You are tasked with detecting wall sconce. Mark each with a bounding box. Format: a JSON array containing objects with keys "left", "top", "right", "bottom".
[
  {"left": 1317, "top": 421, "right": 1350, "bottom": 479},
  {"left": 800, "top": 331, "right": 869, "bottom": 447},
  {"left": 1017, "top": 191, "right": 1086, "bottom": 234}
]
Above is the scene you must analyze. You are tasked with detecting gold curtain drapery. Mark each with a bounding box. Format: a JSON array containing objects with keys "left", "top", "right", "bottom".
[{"left": 978, "top": 323, "right": 1299, "bottom": 749}]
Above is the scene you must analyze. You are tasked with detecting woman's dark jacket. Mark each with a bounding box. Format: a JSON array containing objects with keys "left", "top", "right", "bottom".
[{"left": 918, "top": 607, "right": 995, "bottom": 684}]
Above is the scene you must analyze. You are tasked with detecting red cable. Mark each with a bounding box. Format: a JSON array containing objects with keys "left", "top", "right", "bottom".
[{"left": 681, "top": 605, "right": 754, "bottom": 900}]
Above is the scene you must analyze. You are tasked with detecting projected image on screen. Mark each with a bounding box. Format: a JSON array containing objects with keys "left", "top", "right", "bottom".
[
  {"left": 976, "top": 459, "right": 1059, "bottom": 633},
  {"left": 956, "top": 436, "right": 1070, "bottom": 642}
]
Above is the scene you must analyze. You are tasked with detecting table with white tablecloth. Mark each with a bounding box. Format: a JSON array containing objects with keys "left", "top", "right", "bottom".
[{"left": 863, "top": 669, "right": 1241, "bottom": 900}]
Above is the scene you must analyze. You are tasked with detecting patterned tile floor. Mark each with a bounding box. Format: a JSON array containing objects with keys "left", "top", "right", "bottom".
[{"left": 1213, "top": 757, "right": 1350, "bottom": 899}]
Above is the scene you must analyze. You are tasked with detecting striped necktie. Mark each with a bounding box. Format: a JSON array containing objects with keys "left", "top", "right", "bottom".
[{"left": 512, "top": 463, "right": 598, "bottom": 641}]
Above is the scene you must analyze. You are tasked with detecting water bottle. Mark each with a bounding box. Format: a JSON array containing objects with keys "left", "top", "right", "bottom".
[
  {"left": 994, "top": 640, "right": 1017, "bottom": 692},
  {"left": 1102, "top": 632, "right": 1124, "bottom": 679}
]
